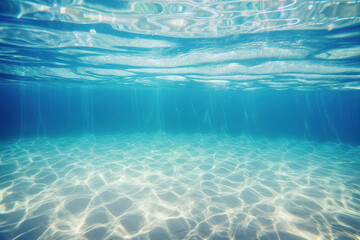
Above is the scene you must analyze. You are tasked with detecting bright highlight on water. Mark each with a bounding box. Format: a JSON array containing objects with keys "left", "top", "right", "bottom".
[{"left": 0, "top": 1, "right": 360, "bottom": 240}]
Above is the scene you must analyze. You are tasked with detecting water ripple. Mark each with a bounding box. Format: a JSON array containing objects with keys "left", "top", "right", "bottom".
[
  {"left": 0, "top": 0, "right": 360, "bottom": 89},
  {"left": 4, "top": 0, "right": 359, "bottom": 37}
]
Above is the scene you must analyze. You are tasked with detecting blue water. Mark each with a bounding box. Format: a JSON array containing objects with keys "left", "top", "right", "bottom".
[{"left": 1, "top": 1, "right": 360, "bottom": 240}]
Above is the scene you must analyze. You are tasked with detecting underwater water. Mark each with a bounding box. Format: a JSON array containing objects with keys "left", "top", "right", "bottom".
[{"left": 1, "top": 0, "right": 360, "bottom": 240}]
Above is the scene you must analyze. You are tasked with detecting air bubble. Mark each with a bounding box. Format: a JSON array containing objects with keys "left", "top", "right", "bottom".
[{"left": 89, "top": 29, "right": 96, "bottom": 34}]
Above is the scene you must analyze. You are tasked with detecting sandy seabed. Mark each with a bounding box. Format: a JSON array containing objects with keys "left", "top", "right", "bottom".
[{"left": 0, "top": 133, "right": 359, "bottom": 240}]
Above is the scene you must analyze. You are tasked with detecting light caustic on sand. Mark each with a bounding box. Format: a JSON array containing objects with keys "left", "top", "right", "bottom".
[{"left": 0, "top": 133, "right": 359, "bottom": 240}]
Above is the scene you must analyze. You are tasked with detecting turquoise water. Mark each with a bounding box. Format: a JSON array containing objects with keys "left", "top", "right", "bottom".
[
  {"left": 1, "top": 134, "right": 360, "bottom": 240},
  {"left": 1, "top": 1, "right": 360, "bottom": 240}
]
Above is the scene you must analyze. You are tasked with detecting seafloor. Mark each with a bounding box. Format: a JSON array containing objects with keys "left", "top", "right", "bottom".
[{"left": 0, "top": 133, "right": 359, "bottom": 240}]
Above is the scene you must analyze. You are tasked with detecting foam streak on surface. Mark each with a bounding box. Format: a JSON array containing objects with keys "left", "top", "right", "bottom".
[{"left": 0, "top": 133, "right": 359, "bottom": 239}]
